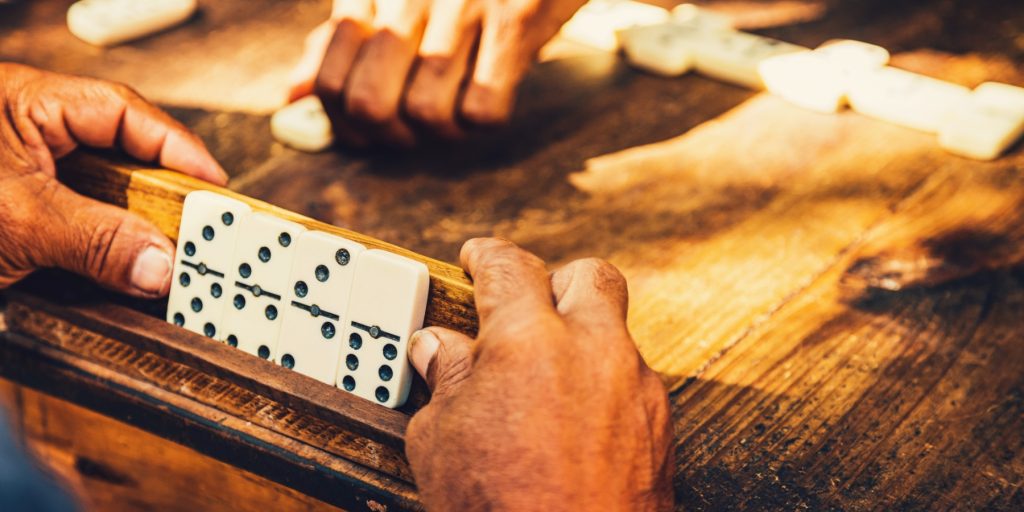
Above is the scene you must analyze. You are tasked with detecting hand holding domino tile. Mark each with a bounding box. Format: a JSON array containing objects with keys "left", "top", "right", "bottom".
[
  {"left": 403, "top": 238, "right": 673, "bottom": 510},
  {"left": 0, "top": 63, "right": 225, "bottom": 299}
]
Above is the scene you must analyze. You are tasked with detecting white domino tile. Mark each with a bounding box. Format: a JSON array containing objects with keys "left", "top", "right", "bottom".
[
  {"left": 276, "top": 232, "right": 367, "bottom": 385},
  {"left": 560, "top": 0, "right": 670, "bottom": 52},
  {"left": 167, "top": 191, "right": 252, "bottom": 341},
  {"left": 939, "top": 82, "right": 1024, "bottom": 160},
  {"left": 847, "top": 66, "right": 971, "bottom": 133},
  {"left": 689, "top": 30, "right": 807, "bottom": 89},
  {"left": 618, "top": 23, "right": 701, "bottom": 77},
  {"left": 270, "top": 96, "right": 334, "bottom": 153},
  {"left": 759, "top": 39, "right": 889, "bottom": 113},
  {"left": 67, "top": 0, "right": 197, "bottom": 47},
  {"left": 336, "top": 250, "right": 429, "bottom": 409},
  {"left": 221, "top": 213, "right": 308, "bottom": 362}
]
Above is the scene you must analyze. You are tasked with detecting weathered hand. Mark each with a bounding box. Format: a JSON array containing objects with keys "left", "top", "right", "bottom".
[
  {"left": 287, "top": 0, "right": 586, "bottom": 146},
  {"left": 405, "top": 238, "right": 674, "bottom": 511},
  {"left": 0, "top": 63, "right": 227, "bottom": 297}
]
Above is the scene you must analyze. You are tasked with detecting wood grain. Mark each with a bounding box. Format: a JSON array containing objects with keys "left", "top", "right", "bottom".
[
  {"left": 0, "top": 318, "right": 422, "bottom": 510},
  {"left": 0, "top": 379, "right": 349, "bottom": 512},
  {"left": 57, "top": 151, "right": 478, "bottom": 336},
  {"left": 3, "top": 281, "right": 426, "bottom": 479}
]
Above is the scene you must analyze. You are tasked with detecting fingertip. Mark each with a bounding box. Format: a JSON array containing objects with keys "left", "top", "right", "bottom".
[
  {"left": 129, "top": 243, "right": 174, "bottom": 298},
  {"left": 409, "top": 329, "right": 441, "bottom": 379},
  {"left": 159, "top": 131, "right": 229, "bottom": 185}
]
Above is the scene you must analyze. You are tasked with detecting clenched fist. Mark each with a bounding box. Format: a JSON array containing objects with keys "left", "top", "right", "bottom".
[
  {"left": 405, "top": 238, "right": 674, "bottom": 510},
  {"left": 287, "top": 0, "right": 587, "bottom": 146},
  {"left": 0, "top": 63, "right": 226, "bottom": 297}
]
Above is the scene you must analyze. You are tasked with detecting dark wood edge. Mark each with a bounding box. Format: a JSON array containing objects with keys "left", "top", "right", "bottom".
[
  {"left": 57, "top": 150, "right": 479, "bottom": 336},
  {"left": 5, "top": 288, "right": 411, "bottom": 444},
  {"left": 0, "top": 332, "right": 422, "bottom": 511}
]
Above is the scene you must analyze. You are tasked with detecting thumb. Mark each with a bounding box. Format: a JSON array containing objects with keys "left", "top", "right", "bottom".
[
  {"left": 33, "top": 181, "right": 174, "bottom": 298},
  {"left": 408, "top": 327, "right": 475, "bottom": 400}
]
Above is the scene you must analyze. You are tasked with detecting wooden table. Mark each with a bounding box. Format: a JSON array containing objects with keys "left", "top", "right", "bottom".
[{"left": 2, "top": 0, "right": 1023, "bottom": 510}]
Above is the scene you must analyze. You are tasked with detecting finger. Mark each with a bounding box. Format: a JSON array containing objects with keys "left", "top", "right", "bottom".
[
  {"left": 404, "top": 0, "right": 481, "bottom": 139},
  {"left": 25, "top": 75, "right": 228, "bottom": 185},
  {"left": 315, "top": 19, "right": 373, "bottom": 147},
  {"left": 30, "top": 180, "right": 174, "bottom": 298},
  {"left": 459, "top": 11, "right": 531, "bottom": 126},
  {"left": 344, "top": 0, "right": 429, "bottom": 146},
  {"left": 550, "top": 258, "right": 629, "bottom": 329},
  {"left": 459, "top": 237, "right": 556, "bottom": 327},
  {"left": 287, "top": 20, "right": 339, "bottom": 102},
  {"left": 408, "top": 327, "right": 475, "bottom": 400}
]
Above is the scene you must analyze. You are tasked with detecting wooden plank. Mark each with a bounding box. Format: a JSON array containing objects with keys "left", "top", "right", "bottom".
[
  {"left": 0, "top": 379, "right": 349, "bottom": 512},
  {"left": 670, "top": 160, "right": 1024, "bottom": 510},
  {"left": 0, "top": 330, "right": 421, "bottom": 511},
  {"left": 56, "top": 151, "right": 478, "bottom": 337}
]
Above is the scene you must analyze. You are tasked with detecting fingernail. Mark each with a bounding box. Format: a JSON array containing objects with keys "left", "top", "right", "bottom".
[
  {"left": 409, "top": 330, "right": 440, "bottom": 377},
  {"left": 131, "top": 246, "right": 172, "bottom": 295}
]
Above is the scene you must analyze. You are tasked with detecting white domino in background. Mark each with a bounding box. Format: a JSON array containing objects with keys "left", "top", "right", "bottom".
[
  {"left": 847, "top": 66, "right": 971, "bottom": 133},
  {"left": 276, "top": 232, "right": 366, "bottom": 385},
  {"left": 689, "top": 30, "right": 807, "bottom": 89},
  {"left": 617, "top": 4, "right": 732, "bottom": 78},
  {"left": 336, "top": 250, "right": 429, "bottom": 409},
  {"left": 560, "top": 0, "right": 669, "bottom": 52},
  {"left": 270, "top": 96, "right": 335, "bottom": 153},
  {"left": 67, "top": 0, "right": 197, "bottom": 47},
  {"left": 938, "top": 82, "right": 1024, "bottom": 161},
  {"left": 759, "top": 39, "right": 890, "bottom": 113},
  {"left": 167, "top": 191, "right": 252, "bottom": 340},
  {"left": 221, "top": 213, "right": 308, "bottom": 362},
  {"left": 618, "top": 23, "right": 702, "bottom": 77}
]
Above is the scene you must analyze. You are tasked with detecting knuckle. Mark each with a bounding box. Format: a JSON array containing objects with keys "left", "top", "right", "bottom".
[
  {"left": 346, "top": 88, "right": 396, "bottom": 124},
  {"left": 578, "top": 257, "right": 627, "bottom": 289},
  {"left": 405, "top": 92, "right": 454, "bottom": 127},
  {"left": 103, "top": 80, "right": 141, "bottom": 101},
  {"left": 80, "top": 215, "right": 128, "bottom": 278}
]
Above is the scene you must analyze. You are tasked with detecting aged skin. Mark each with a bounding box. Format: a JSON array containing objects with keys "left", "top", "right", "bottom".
[
  {"left": 406, "top": 238, "right": 675, "bottom": 511},
  {"left": 288, "top": 0, "right": 587, "bottom": 146},
  {"left": 0, "top": 63, "right": 226, "bottom": 297}
]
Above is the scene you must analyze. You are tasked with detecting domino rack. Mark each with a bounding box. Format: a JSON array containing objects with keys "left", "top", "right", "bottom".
[{"left": 0, "top": 150, "right": 479, "bottom": 511}]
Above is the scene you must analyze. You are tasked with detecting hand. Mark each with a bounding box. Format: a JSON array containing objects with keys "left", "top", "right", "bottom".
[
  {"left": 287, "top": 0, "right": 586, "bottom": 146},
  {"left": 405, "top": 238, "right": 674, "bottom": 510},
  {"left": 0, "top": 63, "right": 227, "bottom": 298}
]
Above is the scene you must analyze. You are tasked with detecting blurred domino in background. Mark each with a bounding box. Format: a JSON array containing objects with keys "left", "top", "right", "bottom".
[
  {"left": 271, "top": 96, "right": 335, "bottom": 153},
  {"left": 760, "top": 40, "right": 890, "bottom": 113},
  {"left": 939, "top": 82, "right": 1024, "bottom": 160},
  {"left": 561, "top": 0, "right": 669, "bottom": 52},
  {"left": 67, "top": 0, "right": 197, "bottom": 47}
]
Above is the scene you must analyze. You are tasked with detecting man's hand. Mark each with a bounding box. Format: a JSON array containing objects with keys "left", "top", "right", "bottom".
[
  {"left": 287, "top": 0, "right": 586, "bottom": 146},
  {"left": 405, "top": 238, "right": 674, "bottom": 510},
  {"left": 0, "top": 63, "right": 227, "bottom": 297}
]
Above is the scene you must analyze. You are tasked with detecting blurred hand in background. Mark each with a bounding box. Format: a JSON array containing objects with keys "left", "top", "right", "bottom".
[{"left": 287, "top": 0, "right": 587, "bottom": 146}]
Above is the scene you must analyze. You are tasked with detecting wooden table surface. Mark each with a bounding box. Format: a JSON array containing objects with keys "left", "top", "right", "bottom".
[{"left": 2, "top": 0, "right": 1024, "bottom": 510}]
